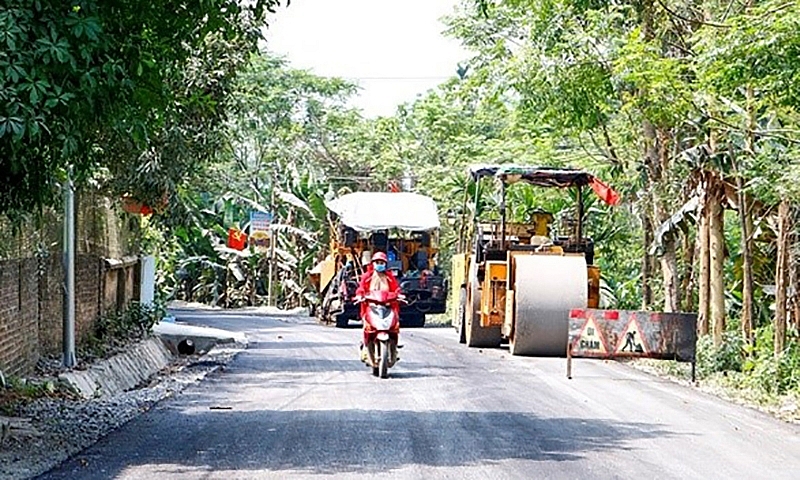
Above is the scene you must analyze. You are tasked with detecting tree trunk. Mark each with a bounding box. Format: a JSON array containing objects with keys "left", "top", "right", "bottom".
[
  {"left": 791, "top": 263, "right": 800, "bottom": 333},
  {"left": 709, "top": 182, "right": 725, "bottom": 347},
  {"left": 642, "top": 210, "right": 654, "bottom": 310},
  {"left": 737, "top": 185, "right": 755, "bottom": 346},
  {"left": 775, "top": 199, "right": 790, "bottom": 356},
  {"left": 639, "top": 0, "right": 660, "bottom": 313},
  {"left": 738, "top": 85, "right": 755, "bottom": 346},
  {"left": 698, "top": 184, "right": 711, "bottom": 336},
  {"left": 661, "top": 234, "right": 680, "bottom": 313},
  {"left": 682, "top": 230, "right": 695, "bottom": 312},
  {"left": 653, "top": 126, "right": 679, "bottom": 312},
  {"left": 791, "top": 249, "right": 800, "bottom": 332}
]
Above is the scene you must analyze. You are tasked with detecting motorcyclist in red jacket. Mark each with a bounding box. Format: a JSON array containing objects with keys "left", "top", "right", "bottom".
[{"left": 356, "top": 252, "right": 402, "bottom": 361}]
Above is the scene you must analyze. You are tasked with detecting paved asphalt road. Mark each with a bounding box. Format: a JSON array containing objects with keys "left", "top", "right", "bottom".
[{"left": 39, "top": 309, "right": 800, "bottom": 480}]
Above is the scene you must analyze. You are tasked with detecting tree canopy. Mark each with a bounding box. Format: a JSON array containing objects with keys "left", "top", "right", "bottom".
[{"left": 0, "top": 0, "right": 284, "bottom": 218}]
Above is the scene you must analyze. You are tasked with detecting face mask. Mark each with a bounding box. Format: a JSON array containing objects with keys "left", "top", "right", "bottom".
[{"left": 374, "top": 263, "right": 386, "bottom": 273}]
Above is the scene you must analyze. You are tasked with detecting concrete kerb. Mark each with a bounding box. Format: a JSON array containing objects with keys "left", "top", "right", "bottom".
[
  {"left": 153, "top": 321, "right": 248, "bottom": 355},
  {"left": 58, "top": 338, "right": 173, "bottom": 399},
  {"left": 58, "top": 322, "right": 247, "bottom": 399}
]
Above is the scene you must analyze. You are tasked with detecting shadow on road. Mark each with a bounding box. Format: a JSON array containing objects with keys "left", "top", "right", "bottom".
[{"left": 39, "top": 407, "right": 678, "bottom": 479}]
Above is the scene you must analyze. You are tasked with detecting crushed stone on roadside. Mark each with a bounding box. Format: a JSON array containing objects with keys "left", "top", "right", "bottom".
[{"left": 0, "top": 345, "right": 243, "bottom": 480}]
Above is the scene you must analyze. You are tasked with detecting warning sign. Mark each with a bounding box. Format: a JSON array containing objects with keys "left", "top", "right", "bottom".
[
  {"left": 568, "top": 309, "right": 697, "bottom": 363},
  {"left": 575, "top": 317, "right": 608, "bottom": 354},
  {"left": 616, "top": 315, "right": 649, "bottom": 355}
]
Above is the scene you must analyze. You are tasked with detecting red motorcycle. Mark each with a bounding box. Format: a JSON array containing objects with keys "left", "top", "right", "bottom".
[{"left": 358, "top": 290, "right": 404, "bottom": 378}]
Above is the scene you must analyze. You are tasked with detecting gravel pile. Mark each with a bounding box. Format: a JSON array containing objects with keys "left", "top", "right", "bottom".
[{"left": 0, "top": 346, "right": 242, "bottom": 480}]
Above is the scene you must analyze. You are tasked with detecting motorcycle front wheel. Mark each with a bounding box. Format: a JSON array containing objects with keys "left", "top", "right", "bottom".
[
  {"left": 371, "top": 342, "right": 379, "bottom": 377},
  {"left": 379, "top": 340, "right": 389, "bottom": 378}
]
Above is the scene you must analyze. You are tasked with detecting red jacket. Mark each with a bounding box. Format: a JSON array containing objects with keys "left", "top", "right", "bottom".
[{"left": 356, "top": 266, "right": 401, "bottom": 321}]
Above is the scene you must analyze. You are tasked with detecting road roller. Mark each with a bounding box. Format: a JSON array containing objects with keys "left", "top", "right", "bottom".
[{"left": 450, "top": 165, "right": 620, "bottom": 356}]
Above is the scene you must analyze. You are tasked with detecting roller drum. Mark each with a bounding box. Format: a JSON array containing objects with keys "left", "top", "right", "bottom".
[{"left": 510, "top": 255, "right": 587, "bottom": 356}]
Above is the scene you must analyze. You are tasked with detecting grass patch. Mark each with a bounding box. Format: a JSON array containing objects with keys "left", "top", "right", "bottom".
[
  {"left": 0, "top": 376, "right": 76, "bottom": 416},
  {"left": 632, "top": 326, "right": 800, "bottom": 423},
  {"left": 424, "top": 313, "right": 452, "bottom": 327},
  {"left": 82, "top": 301, "right": 165, "bottom": 360}
]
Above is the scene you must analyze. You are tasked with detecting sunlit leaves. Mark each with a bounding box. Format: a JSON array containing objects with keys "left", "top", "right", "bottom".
[{"left": 1, "top": 0, "right": 284, "bottom": 217}]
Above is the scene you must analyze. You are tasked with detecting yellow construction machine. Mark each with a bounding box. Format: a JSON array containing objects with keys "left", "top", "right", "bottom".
[
  {"left": 309, "top": 192, "right": 448, "bottom": 328},
  {"left": 450, "top": 165, "right": 619, "bottom": 356}
]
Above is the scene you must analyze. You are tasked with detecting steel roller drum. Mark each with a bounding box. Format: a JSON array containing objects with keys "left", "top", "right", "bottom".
[{"left": 510, "top": 254, "right": 587, "bottom": 356}]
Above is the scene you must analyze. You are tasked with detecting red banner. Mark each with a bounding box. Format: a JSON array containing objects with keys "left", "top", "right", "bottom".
[
  {"left": 227, "top": 228, "right": 247, "bottom": 251},
  {"left": 589, "top": 177, "right": 621, "bottom": 206}
]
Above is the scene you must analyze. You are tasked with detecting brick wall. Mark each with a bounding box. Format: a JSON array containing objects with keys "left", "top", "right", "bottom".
[
  {"left": 75, "top": 256, "right": 101, "bottom": 344},
  {"left": 0, "top": 255, "right": 137, "bottom": 375},
  {"left": 38, "top": 256, "right": 63, "bottom": 354},
  {"left": 0, "top": 190, "right": 141, "bottom": 376},
  {"left": 0, "top": 259, "right": 40, "bottom": 375}
]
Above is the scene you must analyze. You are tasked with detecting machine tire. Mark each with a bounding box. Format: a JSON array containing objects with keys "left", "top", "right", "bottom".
[
  {"left": 509, "top": 255, "right": 587, "bottom": 356},
  {"left": 335, "top": 313, "right": 349, "bottom": 329},
  {"left": 401, "top": 313, "right": 426, "bottom": 328},
  {"left": 457, "top": 287, "right": 467, "bottom": 344},
  {"left": 465, "top": 272, "right": 502, "bottom": 348}
]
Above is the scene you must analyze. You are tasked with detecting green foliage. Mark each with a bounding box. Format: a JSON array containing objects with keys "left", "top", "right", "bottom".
[
  {"left": 90, "top": 301, "right": 165, "bottom": 357},
  {"left": 442, "top": 0, "right": 800, "bottom": 399},
  {"left": 0, "top": 376, "right": 62, "bottom": 411},
  {"left": 696, "top": 332, "right": 745, "bottom": 378},
  {"left": 140, "top": 2, "right": 798, "bottom": 407},
  {"left": 693, "top": 327, "right": 800, "bottom": 397},
  {"left": 742, "top": 326, "right": 800, "bottom": 395},
  {"left": 696, "top": 1, "right": 800, "bottom": 109},
  {"left": 0, "top": 0, "right": 284, "bottom": 218},
  {"left": 151, "top": 53, "right": 362, "bottom": 308}
]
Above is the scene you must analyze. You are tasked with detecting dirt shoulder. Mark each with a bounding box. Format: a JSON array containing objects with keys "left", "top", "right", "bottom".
[
  {"left": 628, "top": 358, "right": 800, "bottom": 424},
  {"left": 0, "top": 343, "right": 243, "bottom": 480}
]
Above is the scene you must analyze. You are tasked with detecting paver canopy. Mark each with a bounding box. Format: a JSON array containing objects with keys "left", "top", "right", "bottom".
[
  {"left": 325, "top": 192, "right": 440, "bottom": 232},
  {"left": 467, "top": 164, "right": 621, "bottom": 206}
]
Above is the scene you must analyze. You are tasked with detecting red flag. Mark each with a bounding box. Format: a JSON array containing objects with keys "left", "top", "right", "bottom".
[
  {"left": 227, "top": 228, "right": 247, "bottom": 250},
  {"left": 589, "top": 177, "right": 621, "bottom": 206}
]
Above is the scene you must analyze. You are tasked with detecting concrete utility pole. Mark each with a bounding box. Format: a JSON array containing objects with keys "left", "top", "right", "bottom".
[{"left": 62, "top": 173, "right": 76, "bottom": 368}]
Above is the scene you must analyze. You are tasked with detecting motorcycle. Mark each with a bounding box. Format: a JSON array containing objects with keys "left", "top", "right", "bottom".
[{"left": 358, "top": 290, "right": 404, "bottom": 378}]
